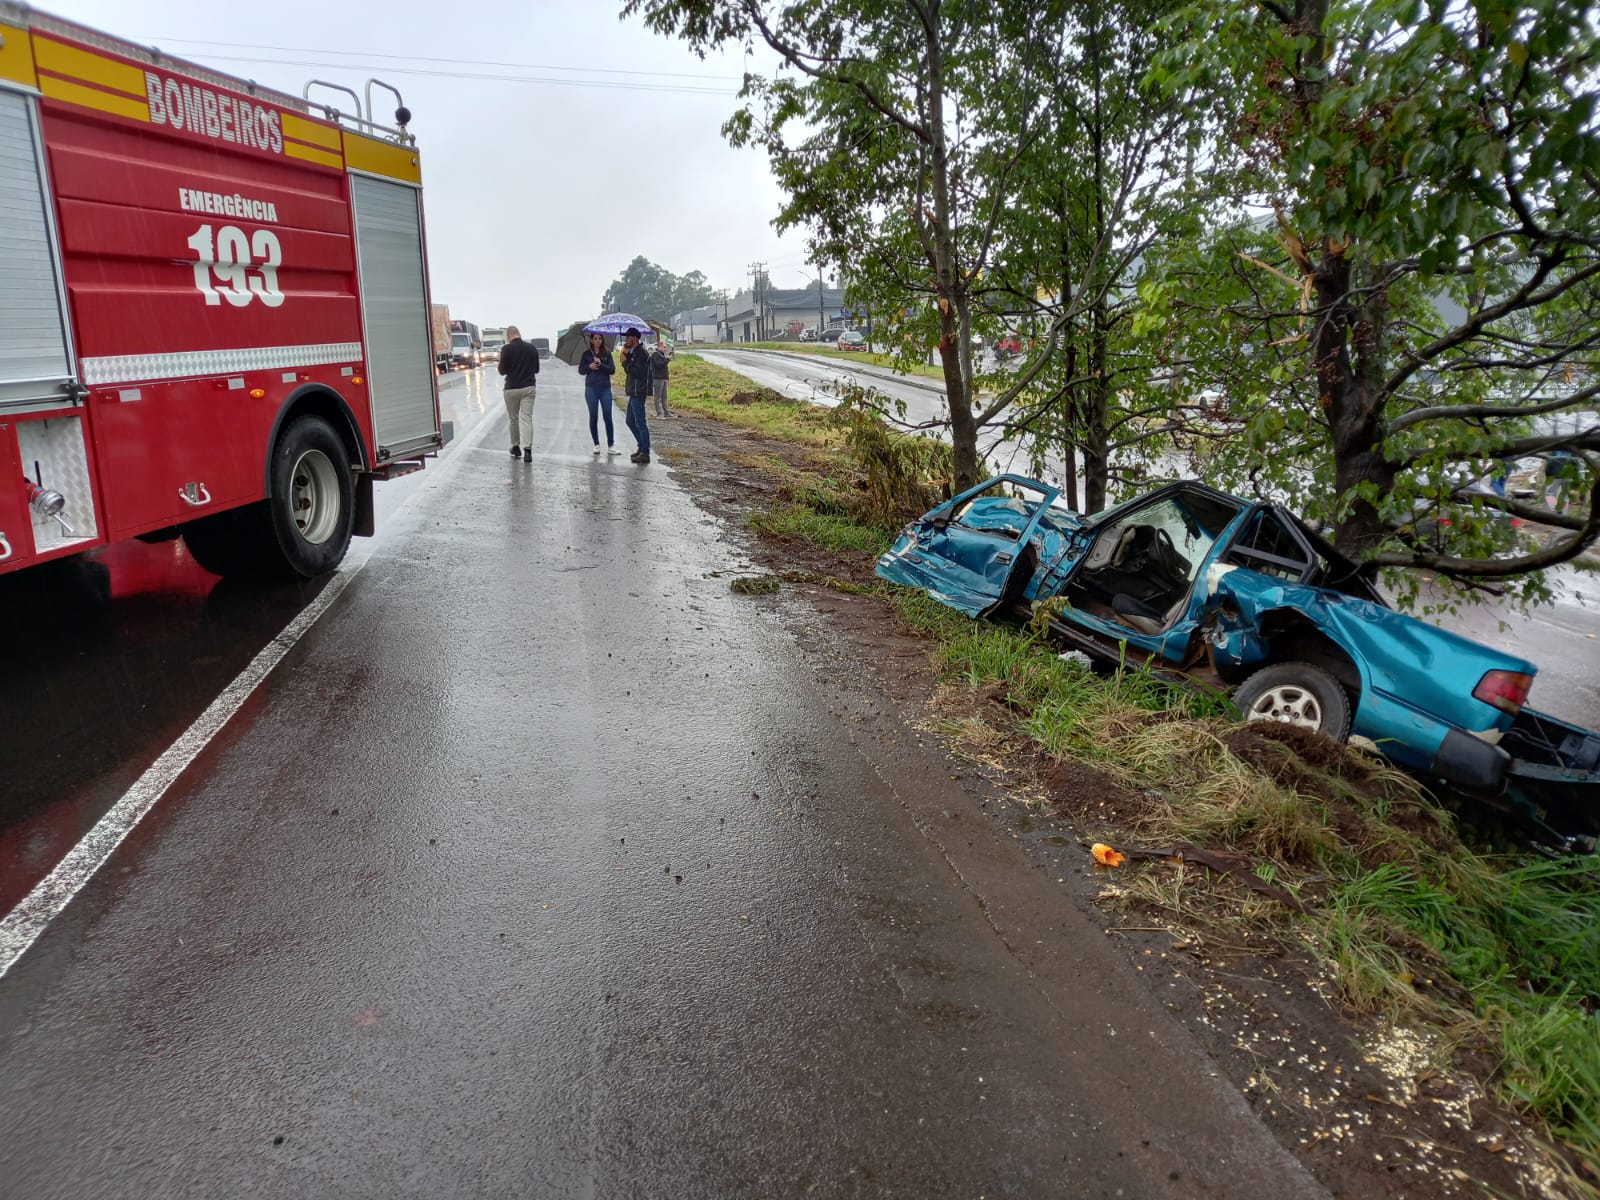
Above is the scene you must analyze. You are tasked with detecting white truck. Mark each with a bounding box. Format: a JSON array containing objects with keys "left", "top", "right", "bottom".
[{"left": 480, "top": 327, "right": 507, "bottom": 365}]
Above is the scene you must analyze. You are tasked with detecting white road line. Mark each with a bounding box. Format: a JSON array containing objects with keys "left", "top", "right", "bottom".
[{"left": 0, "top": 411, "right": 499, "bottom": 982}]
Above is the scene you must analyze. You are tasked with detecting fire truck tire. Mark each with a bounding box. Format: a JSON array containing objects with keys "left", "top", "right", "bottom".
[
  {"left": 263, "top": 416, "right": 355, "bottom": 577},
  {"left": 183, "top": 416, "right": 354, "bottom": 579}
]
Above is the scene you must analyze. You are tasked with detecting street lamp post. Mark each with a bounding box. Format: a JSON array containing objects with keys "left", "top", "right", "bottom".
[{"left": 799, "top": 266, "right": 827, "bottom": 336}]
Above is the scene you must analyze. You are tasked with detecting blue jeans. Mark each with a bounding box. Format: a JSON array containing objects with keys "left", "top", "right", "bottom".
[
  {"left": 585, "top": 387, "right": 615, "bottom": 446},
  {"left": 625, "top": 394, "right": 650, "bottom": 454}
]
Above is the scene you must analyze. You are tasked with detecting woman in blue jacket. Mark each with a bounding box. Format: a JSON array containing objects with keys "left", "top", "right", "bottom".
[{"left": 577, "top": 332, "right": 618, "bottom": 455}]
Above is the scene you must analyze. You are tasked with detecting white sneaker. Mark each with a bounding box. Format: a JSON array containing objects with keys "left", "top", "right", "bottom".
[
  {"left": 606, "top": 445, "right": 621, "bottom": 455},
  {"left": 592, "top": 445, "right": 601, "bottom": 456}
]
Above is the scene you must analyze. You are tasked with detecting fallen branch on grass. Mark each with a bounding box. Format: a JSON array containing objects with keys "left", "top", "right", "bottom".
[{"left": 1090, "top": 840, "right": 1309, "bottom": 912}]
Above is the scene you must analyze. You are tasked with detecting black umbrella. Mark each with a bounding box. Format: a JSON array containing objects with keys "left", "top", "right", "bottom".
[{"left": 555, "top": 323, "right": 613, "bottom": 366}]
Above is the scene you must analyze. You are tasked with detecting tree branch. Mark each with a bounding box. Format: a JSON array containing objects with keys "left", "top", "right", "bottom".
[
  {"left": 1386, "top": 379, "right": 1600, "bottom": 435},
  {"left": 1451, "top": 488, "right": 1589, "bottom": 533},
  {"left": 739, "top": 0, "right": 930, "bottom": 143},
  {"left": 1385, "top": 257, "right": 1600, "bottom": 399},
  {"left": 1373, "top": 474, "right": 1600, "bottom": 577},
  {"left": 1396, "top": 428, "right": 1600, "bottom": 468}
]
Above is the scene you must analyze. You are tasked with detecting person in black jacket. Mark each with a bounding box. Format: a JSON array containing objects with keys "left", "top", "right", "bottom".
[
  {"left": 497, "top": 326, "right": 540, "bottom": 461},
  {"left": 620, "top": 327, "right": 653, "bottom": 463}
]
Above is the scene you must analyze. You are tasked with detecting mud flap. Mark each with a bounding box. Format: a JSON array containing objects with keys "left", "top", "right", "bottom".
[{"left": 353, "top": 474, "right": 376, "bottom": 539}]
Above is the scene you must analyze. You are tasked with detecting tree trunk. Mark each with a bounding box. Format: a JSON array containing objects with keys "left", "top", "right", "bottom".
[
  {"left": 1083, "top": 304, "right": 1111, "bottom": 514},
  {"left": 1081, "top": 2, "right": 1110, "bottom": 517},
  {"left": 1053, "top": 180, "right": 1080, "bottom": 509},
  {"left": 922, "top": 1, "right": 981, "bottom": 492},
  {"left": 1314, "top": 250, "right": 1395, "bottom": 564}
]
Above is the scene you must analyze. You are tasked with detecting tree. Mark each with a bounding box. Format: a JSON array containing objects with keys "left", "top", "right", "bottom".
[
  {"left": 980, "top": 0, "right": 1204, "bottom": 513},
  {"left": 600, "top": 256, "right": 719, "bottom": 322},
  {"left": 1152, "top": 0, "right": 1600, "bottom": 590},
  {"left": 625, "top": 0, "right": 1073, "bottom": 492}
]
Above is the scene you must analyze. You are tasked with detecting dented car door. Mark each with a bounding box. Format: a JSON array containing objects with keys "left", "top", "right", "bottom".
[{"left": 877, "top": 476, "right": 1061, "bottom": 617}]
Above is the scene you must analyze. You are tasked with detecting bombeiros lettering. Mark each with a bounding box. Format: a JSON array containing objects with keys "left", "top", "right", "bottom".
[{"left": 145, "top": 71, "right": 283, "bottom": 154}]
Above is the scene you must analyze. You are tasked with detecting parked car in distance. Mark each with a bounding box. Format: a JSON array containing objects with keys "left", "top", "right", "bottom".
[
  {"left": 799, "top": 328, "right": 818, "bottom": 342},
  {"left": 818, "top": 326, "right": 848, "bottom": 346},
  {"left": 876, "top": 474, "right": 1600, "bottom": 852},
  {"left": 838, "top": 330, "right": 869, "bottom": 352}
]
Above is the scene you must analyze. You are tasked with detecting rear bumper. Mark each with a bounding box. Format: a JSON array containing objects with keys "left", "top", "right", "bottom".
[{"left": 1428, "top": 728, "right": 1511, "bottom": 791}]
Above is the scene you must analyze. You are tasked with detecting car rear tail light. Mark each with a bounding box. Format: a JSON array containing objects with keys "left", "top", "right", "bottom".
[{"left": 1473, "top": 669, "right": 1533, "bottom": 714}]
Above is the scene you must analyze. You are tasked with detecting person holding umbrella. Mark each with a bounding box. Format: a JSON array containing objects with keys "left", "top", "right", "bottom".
[
  {"left": 578, "top": 331, "right": 618, "bottom": 455},
  {"left": 620, "top": 327, "right": 653, "bottom": 463}
]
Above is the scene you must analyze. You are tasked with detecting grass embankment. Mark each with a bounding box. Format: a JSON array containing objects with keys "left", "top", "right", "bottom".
[
  {"left": 725, "top": 341, "right": 946, "bottom": 380},
  {"left": 677, "top": 352, "right": 1600, "bottom": 1183}
]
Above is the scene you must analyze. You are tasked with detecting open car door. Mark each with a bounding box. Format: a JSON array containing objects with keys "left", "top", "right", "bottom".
[{"left": 877, "top": 476, "right": 1061, "bottom": 617}]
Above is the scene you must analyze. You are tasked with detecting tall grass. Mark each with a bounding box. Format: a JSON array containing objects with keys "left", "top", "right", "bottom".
[
  {"left": 670, "top": 354, "right": 841, "bottom": 447},
  {"left": 1320, "top": 856, "right": 1600, "bottom": 1158}
]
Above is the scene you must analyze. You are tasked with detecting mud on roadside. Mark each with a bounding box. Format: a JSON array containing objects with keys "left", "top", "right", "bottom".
[{"left": 657, "top": 408, "right": 1587, "bottom": 1200}]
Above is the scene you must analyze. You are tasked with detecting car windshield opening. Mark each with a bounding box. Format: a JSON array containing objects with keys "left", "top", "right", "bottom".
[{"left": 1061, "top": 490, "right": 1242, "bottom": 635}]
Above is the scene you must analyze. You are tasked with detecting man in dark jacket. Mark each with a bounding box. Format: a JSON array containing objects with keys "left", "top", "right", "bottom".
[
  {"left": 498, "top": 325, "right": 540, "bottom": 461},
  {"left": 620, "top": 327, "right": 653, "bottom": 463}
]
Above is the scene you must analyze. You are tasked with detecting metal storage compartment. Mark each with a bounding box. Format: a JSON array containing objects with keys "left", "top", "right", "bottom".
[
  {"left": 0, "top": 88, "right": 74, "bottom": 408},
  {"left": 350, "top": 172, "right": 438, "bottom": 459}
]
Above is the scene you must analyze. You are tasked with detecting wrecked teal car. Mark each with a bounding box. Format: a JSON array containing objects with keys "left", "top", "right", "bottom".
[{"left": 877, "top": 475, "right": 1600, "bottom": 852}]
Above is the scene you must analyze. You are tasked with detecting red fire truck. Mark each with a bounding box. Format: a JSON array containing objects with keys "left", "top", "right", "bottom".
[{"left": 0, "top": 5, "right": 443, "bottom": 580}]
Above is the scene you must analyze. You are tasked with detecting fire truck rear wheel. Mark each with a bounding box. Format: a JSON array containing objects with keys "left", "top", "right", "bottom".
[
  {"left": 182, "top": 416, "right": 354, "bottom": 580},
  {"left": 264, "top": 416, "right": 355, "bottom": 577}
]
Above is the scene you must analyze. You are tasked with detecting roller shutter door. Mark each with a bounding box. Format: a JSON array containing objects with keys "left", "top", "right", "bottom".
[
  {"left": 351, "top": 173, "right": 438, "bottom": 457},
  {"left": 0, "top": 90, "right": 73, "bottom": 407}
]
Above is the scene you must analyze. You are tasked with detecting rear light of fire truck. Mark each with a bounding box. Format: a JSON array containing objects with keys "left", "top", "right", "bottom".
[{"left": 1472, "top": 669, "right": 1533, "bottom": 714}]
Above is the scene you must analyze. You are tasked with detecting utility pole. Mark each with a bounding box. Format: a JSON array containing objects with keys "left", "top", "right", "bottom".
[
  {"left": 748, "top": 260, "right": 767, "bottom": 341},
  {"left": 817, "top": 261, "right": 825, "bottom": 333},
  {"left": 747, "top": 263, "right": 756, "bottom": 341}
]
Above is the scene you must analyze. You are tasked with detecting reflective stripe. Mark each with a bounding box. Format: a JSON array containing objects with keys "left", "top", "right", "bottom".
[{"left": 81, "top": 342, "right": 362, "bottom": 384}]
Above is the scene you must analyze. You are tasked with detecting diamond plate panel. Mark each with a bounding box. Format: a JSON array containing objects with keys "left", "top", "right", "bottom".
[{"left": 16, "top": 414, "right": 98, "bottom": 548}]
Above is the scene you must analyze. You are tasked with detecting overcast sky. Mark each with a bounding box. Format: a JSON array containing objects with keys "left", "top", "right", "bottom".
[{"left": 49, "top": 0, "right": 816, "bottom": 338}]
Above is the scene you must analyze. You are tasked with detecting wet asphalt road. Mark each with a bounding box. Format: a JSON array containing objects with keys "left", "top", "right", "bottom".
[
  {"left": 700, "top": 348, "right": 1600, "bottom": 726},
  {"left": 0, "top": 365, "right": 1328, "bottom": 1198},
  {"left": 0, "top": 369, "right": 497, "bottom": 916}
]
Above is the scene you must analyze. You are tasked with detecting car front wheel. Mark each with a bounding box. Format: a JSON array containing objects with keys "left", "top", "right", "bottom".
[{"left": 1233, "top": 661, "right": 1352, "bottom": 740}]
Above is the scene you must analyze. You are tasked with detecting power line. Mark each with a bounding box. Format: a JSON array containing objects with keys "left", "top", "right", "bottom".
[
  {"left": 169, "top": 53, "right": 737, "bottom": 96},
  {"left": 136, "top": 35, "right": 744, "bottom": 82}
]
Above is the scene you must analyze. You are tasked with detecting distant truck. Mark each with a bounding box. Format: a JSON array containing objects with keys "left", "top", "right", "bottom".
[
  {"left": 531, "top": 337, "right": 551, "bottom": 359},
  {"left": 448, "top": 319, "right": 481, "bottom": 367},
  {"left": 432, "top": 304, "right": 453, "bottom": 372},
  {"left": 480, "top": 327, "right": 507, "bottom": 363}
]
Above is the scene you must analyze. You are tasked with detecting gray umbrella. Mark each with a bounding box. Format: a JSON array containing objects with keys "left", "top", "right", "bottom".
[{"left": 555, "top": 324, "right": 613, "bottom": 366}]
